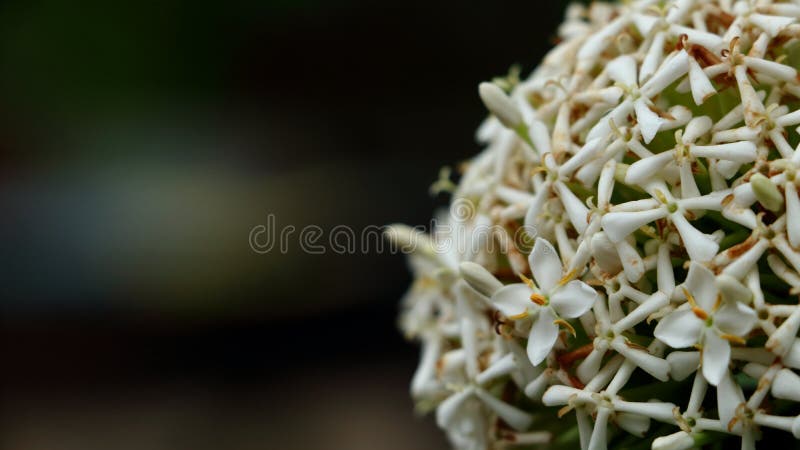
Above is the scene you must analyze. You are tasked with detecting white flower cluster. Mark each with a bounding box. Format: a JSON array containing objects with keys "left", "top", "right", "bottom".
[{"left": 388, "top": 1, "right": 800, "bottom": 449}]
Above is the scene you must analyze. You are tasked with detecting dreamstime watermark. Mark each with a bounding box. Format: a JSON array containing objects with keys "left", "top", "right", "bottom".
[{"left": 249, "top": 198, "right": 539, "bottom": 255}]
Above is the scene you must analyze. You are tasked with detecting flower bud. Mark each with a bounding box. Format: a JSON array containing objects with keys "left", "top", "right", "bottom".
[
  {"left": 459, "top": 262, "right": 503, "bottom": 298},
  {"left": 478, "top": 82, "right": 523, "bottom": 130},
  {"left": 750, "top": 174, "right": 784, "bottom": 212}
]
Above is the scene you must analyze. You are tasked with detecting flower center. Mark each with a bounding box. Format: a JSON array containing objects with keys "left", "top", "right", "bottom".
[{"left": 530, "top": 292, "right": 547, "bottom": 306}]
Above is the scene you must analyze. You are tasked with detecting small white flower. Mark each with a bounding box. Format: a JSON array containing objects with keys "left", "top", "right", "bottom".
[
  {"left": 491, "top": 238, "right": 597, "bottom": 365},
  {"left": 655, "top": 262, "right": 757, "bottom": 385},
  {"left": 602, "top": 185, "right": 723, "bottom": 262}
]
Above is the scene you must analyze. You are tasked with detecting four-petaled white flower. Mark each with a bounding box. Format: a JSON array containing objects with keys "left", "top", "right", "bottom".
[
  {"left": 655, "top": 262, "right": 757, "bottom": 386},
  {"left": 491, "top": 238, "right": 597, "bottom": 365}
]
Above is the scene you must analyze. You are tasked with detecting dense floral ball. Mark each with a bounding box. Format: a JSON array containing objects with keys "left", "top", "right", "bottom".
[{"left": 388, "top": 1, "right": 800, "bottom": 449}]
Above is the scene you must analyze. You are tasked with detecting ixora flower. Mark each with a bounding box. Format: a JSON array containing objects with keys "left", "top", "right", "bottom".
[
  {"left": 654, "top": 262, "right": 757, "bottom": 386},
  {"left": 488, "top": 238, "right": 597, "bottom": 365},
  {"left": 389, "top": 1, "right": 800, "bottom": 449}
]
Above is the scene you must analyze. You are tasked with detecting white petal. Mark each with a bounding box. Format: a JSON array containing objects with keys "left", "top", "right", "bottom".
[
  {"left": 529, "top": 238, "right": 563, "bottom": 293},
  {"left": 652, "top": 431, "right": 695, "bottom": 450},
  {"left": 541, "top": 384, "right": 582, "bottom": 406},
  {"left": 611, "top": 337, "right": 670, "bottom": 381},
  {"left": 436, "top": 388, "right": 473, "bottom": 428},
  {"left": 606, "top": 54, "right": 638, "bottom": 86},
  {"left": 712, "top": 125, "right": 759, "bottom": 143},
  {"left": 688, "top": 57, "right": 716, "bottom": 105},
  {"left": 769, "top": 128, "right": 795, "bottom": 159},
  {"left": 524, "top": 369, "right": 551, "bottom": 400},
  {"left": 639, "top": 32, "right": 665, "bottom": 84},
  {"left": 716, "top": 274, "right": 753, "bottom": 304},
  {"left": 679, "top": 161, "right": 701, "bottom": 199},
  {"left": 776, "top": 109, "right": 800, "bottom": 128},
  {"left": 785, "top": 340, "right": 800, "bottom": 371},
  {"left": 671, "top": 213, "right": 719, "bottom": 262},
  {"left": 411, "top": 336, "right": 442, "bottom": 397},
  {"left": 492, "top": 284, "right": 532, "bottom": 319},
  {"left": 613, "top": 400, "right": 676, "bottom": 422},
  {"left": 576, "top": 409, "right": 593, "bottom": 450},
  {"left": 717, "top": 371, "right": 745, "bottom": 429},
  {"left": 523, "top": 181, "right": 550, "bottom": 230},
  {"left": 555, "top": 181, "right": 589, "bottom": 233},
  {"left": 682, "top": 262, "right": 719, "bottom": 312},
  {"left": 577, "top": 15, "right": 631, "bottom": 64},
  {"left": 786, "top": 183, "right": 800, "bottom": 248},
  {"left": 478, "top": 82, "right": 522, "bottom": 129},
  {"left": 586, "top": 99, "right": 634, "bottom": 142},
  {"left": 641, "top": 49, "right": 690, "bottom": 98},
  {"left": 716, "top": 159, "right": 741, "bottom": 179},
  {"left": 616, "top": 412, "right": 649, "bottom": 437},
  {"left": 617, "top": 239, "right": 645, "bottom": 283},
  {"left": 669, "top": 26, "right": 723, "bottom": 53},
  {"left": 529, "top": 119, "right": 551, "bottom": 156},
  {"left": 550, "top": 280, "right": 597, "bottom": 319},
  {"left": 702, "top": 331, "right": 731, "bottom": 386},
  {"left": 766, "top": 306, "right": 800, "bottom": 358},
  {"left": 460, "top": 262, "right": 503, "bottom": 298},
  {"left": 577, "top": 347, "right": 607, "bottom": 384},
  {"left": 682, "top": 116, "right": 713, "bottom": 144},
  {"left": 602, "top": 208, "right": 668, "bottom": 243},
  {"left": 613, "top": 291, "right": 668, "bottom": 333},
  {"left": 474, "top": 387, "right": 533, "bottom": 431},
  {"left": 795, "top": 416, "right": 800, "bottom": 440},
  {"left": 735, "top": 65, "right": 766, "bottom": 127},
  {"left": 591, "top": 232, "right": 623, "bottom": 275},
  {"left": 666, "top": 0, "right": 693, "bottom": 24},
  {"left": 475, "top": 353, "right": 516, "bottom": 386},
  {"left": 632, "top": 13, "right": 658, "bottom": 36},
  {"left": 749, "top": 13, "right": 795, "bottom": 37},
  {"left": 654, "top": 309, "right": 703, "bottom": 348},
  {"left": 714, "top": 302, "right": 757, "bottom": 337},
  {"left": 690, "top": 141, "right": 757, "bottom": 163},
  {"left": 657, "top": 243, "right": 675, "bottom": 295},
  {"left": 635, "top": 97, "right": 663, "bottom": 144},
  {"left": 588, "top": 407, "right": 610, "bottom": 450},
  {"left": 597, "top": 160, "right": 616, "bottom": 208},
  {"left": 666, "top": 351, "right": 700, "bottom": 381},
  {"left": 772, "top": 369, "right": 800, "bottom": 402},
  {"left": 744, "top": 55, "right": 798, "bottom": 83},
  {"left": 527, "top": 308, "right": 559, "bottom": 365},
  {"left": 626, "top": 152, "right": 674, "bottom": 186},
  {"left": 769, "top": 368, "right": 800, "bottom": 402}
]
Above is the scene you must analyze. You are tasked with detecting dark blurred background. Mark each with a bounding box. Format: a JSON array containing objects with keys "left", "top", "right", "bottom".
[{"left": 0, "top": 1, "right": 566, "bottom": 449}]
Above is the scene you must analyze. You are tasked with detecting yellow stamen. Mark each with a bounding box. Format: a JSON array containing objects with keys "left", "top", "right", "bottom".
[
  {"left": 720, "top": 333, "right": 746, "bottom": 345},
  {"left": 557, "top": 269, "right": 578, "bottom": 287},
  {"left": 682, "top": 287, "right": 709, "bottom": 320},
  {"left": 530, "top": 166, "right": 547, "bottom": 176},
  {"left": 712, "top": 294, "right": 722, "bottom": 313},
  {"left": 557, "top": 405, "right": 573, "bottom": 418},
  {"left": 508, "top": 311, "right": 530, "bottom": 321},
  {"left": 692, "top": 307, "right": 708, "bottom": 321},
  {"left": 519, "top": 273, "right": 536, "bottom": 289},
  {"left": 530, "top": 293, "right": 546, "bottom": 306},
  {"left": 654, "top": 189, "right": 668, "bottom": 204},
  {"left": 554, "top": 319, "right": 576, "bottom": 337},
  {"left": 682, "top": 287, "right": 696, "bottom": 307},
  {"left": 673, "top": 407, "right": 692, "bottom": 433}
]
